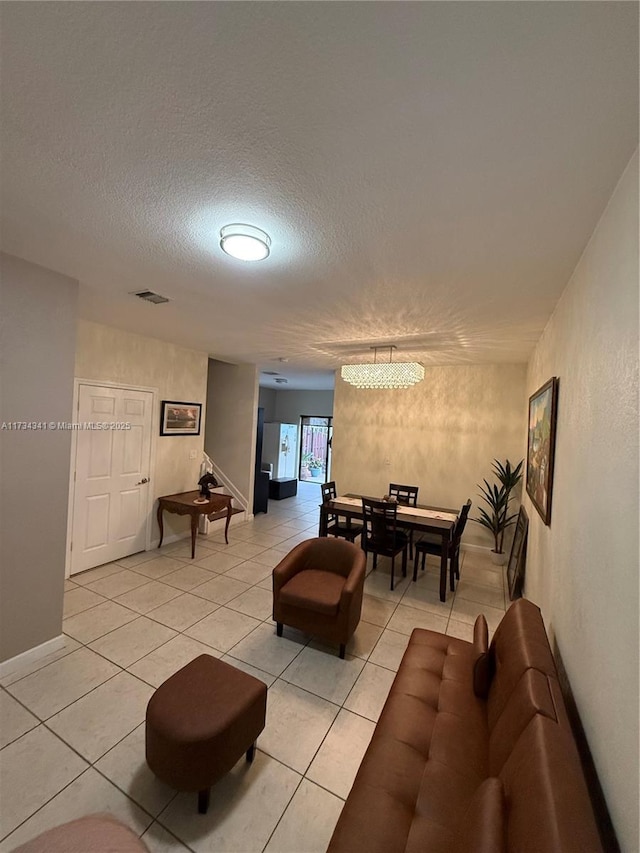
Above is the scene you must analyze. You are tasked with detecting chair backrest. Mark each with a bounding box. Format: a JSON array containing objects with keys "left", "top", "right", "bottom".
[
  {"left": 388, "top": 483, "right": 419, "bottom": 507},
  {"left": 321, "top": 481, "right": 338, "bottom": 504},
  {"left": 362, "top": 497, "right": 398, "bottom": 549},
  {"left": 453, "top": 499, "right": 472, "bottom": 543}
]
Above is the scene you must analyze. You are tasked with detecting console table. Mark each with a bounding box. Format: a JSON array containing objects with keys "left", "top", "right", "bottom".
[{"left": 157, "top": 490, "right": 233, "bottom": 559}]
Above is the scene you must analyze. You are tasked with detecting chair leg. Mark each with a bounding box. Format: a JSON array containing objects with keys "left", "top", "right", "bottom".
[
  {"left": 409, "top": 531, "right": 413, "bottom": 561},
  {"left": 421, "top": 552, "right": 426, "bottom": 572},
  {"left": 450, "top": 557, "right": 456, "bottom": 591},
  {"left": 390, "top": 555, "right": 395, "bottom": 591},
  {"left": 339, "top": 643, "right": 346, "bottom": 659},
  {"left": 412, "top": 549, "right": 419, "bottom": 582},
  {"left": 373, "top": 553, "right": 378, "bottom": 570},
  {"left": 198, "top": 788, "right": 210, "bottom": 814},
  {"left": 402, "top": 547, "right": 407, "bottom": 578},
  {"left": 246, "top": 742, "right": 256, "bottom": 763},
  {"left": 276, "top": 622, "right": 283, "bottom": 637}
]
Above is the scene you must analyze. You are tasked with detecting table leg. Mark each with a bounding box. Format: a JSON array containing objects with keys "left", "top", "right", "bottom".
[
  {"left": 224, "top": 500, "right": 232, "bottom": 545},
  {"left": 439, "top": 531, "right": 449, "bottom": 602},
  {"left": 319, "top": 506, "right": 326, "bottom": 537},
  {"left": 190, "top": 514, "right": 198, "bottom": 559},
  {"left": 157, "top": 504, "right": 164, "bottom": 549}
]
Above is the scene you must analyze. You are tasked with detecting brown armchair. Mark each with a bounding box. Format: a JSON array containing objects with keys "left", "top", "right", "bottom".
[{"left": 273, "top": 537, "right": 366, "bottom": 659}]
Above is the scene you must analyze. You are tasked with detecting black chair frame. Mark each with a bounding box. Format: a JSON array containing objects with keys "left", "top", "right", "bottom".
[
  {"left": 321, "top": 481, "right": 363, "bottom": 543},
  {"left": 413, "top": 499, "right": 472, "bottom": 592},
  {"left": 362, "top": 497, "right": 409, "bottom": 591}
]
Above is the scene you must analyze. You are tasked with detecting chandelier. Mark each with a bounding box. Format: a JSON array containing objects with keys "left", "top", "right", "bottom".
[{"left": 340, "top": 346, "right": 425, "bottom": 390}]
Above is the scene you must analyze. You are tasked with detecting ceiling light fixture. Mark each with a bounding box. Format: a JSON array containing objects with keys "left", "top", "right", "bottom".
[
  {"left": 341, "top": 346, "right": 424, "bottom": 390},
  {"left": 219, "top": 223, "right": 271, "bottom": 261}
]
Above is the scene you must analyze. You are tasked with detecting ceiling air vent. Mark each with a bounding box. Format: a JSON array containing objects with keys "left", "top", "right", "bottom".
[
  {"left": 274, "top": 377, "right": 288, "bottom": 384},
  {"left": 262, "top": 371, "right": 279, "bottom": 376},
  {"left": 132, "top": 290, "right": 170, "bottom": 304}
]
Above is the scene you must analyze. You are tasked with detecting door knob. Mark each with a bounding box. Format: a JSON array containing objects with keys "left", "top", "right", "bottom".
[{"left": 136, "top": 477, "right": 149, "bottom": 485}]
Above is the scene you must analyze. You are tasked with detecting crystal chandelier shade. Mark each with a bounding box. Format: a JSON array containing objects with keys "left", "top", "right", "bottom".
[{"left": 340, "top": 347, "right": 425, "bottom": 389}]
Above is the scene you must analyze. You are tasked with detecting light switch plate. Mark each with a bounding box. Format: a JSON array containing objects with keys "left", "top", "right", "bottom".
[{"left": 189, "top": 449, "right": 197, "bottom": 460}]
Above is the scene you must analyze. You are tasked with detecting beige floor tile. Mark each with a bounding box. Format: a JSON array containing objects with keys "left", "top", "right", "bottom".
[
  {"left": 63, "top": 600, "right": 138, "bottom": 643},
  {"left": 343, "top": 662, "right": 396, "bottom": 722},
  {"left": 146, "top": 593, "right": 219, "bottom": 631},
  {"left": 226, "top": 586, "right": 273, "bottom": 620},
  {"left": 0, "top": 767, "right": 152, "bottom": 851},
  {"left": 0, "top": 690, "right": 39, "bottom": 748},
  {"left": 368, "top": 629, "right": 410, "bottom": 672},
  {"left": 141, "top": 822, "right": 192, "bottom": 852},
  {"left": 458, "top": 563, "right": 504, "bottom": 589},
  {"left": 163, "top": 539, "right": 218, "bottom": 558},
  {"left": 7, "top": 647, "right": 119, "bottom": 719},
  {"left": 129, "top": 556, "right": 190, "bottom": 580},
  {"left": 129, "top": 635, "right": 221, "bottom": 687},
  {"left": 63, "top": 586, "right": 106, "bottom": 618},
  {"left": 446, "top": 619, "right": 474, "bottom": 642},
  {"left": 360, "top": 594, "right": 397, "bottom": 627},
  {"left": 157, "top": 750, "right": 300, "bottom": 853},
  {"left": 221, "top": 655, "right": 277, "bottom": 687},
  {"left": 47, "top": 671, "right": 153, "bottom": 762},
  {"left": 224, "top": 560, "right": 273, "bottom": 585},
  {"left": 363, "top": 570, "right": 411, "bottom": 602},
  {"left": 95, "top": 724, "right": 176, "bottom": 816},
  {"left": 64, "top": 579, "right": 77, "bottom": 592},
  {"left": 0, "top": 726, "right": 88, "bottom": 839},
  {"left": 230, "top": 623, "right": 307, "bottom": 677},
  {"left": 399, "top": 580, "right": 453, "bottom": 617},
  {"left": 251, "top": 549, "right": 287, "bottom": 569},
  {"left": 386, "top": 604, "right": 449, "bottom": 636},
  {"left": 450, "top": 598, "right": 505, "bottom": 632},
  {"left": 281, "top": 646, "right": 365, "bottom": 705},
  {"left": 259, "top": 680, "right": 339, "bottom": 774},
  {"left": 222, "top": 541, "right": 269, "bottom": 560},
  {"left": 454, "top": 579, "right": 506, "bottom": 609},
  {"left": 307, "top": 709, "right": 375, "bottom": 799},
  {"left": 184, "top": 608, "right": 261, "bottom": 653},
  {"left": 245, "top": 532, "right": 289, "bottom": 548},
  {"left": 159, "top": 564, "right": 217, "bottom": 591},
  {"left": 346, "top": 621, "right": 384, "bottom": 659},
  {"left": 116, "top": 550, "right": 167, "bottom": 569},
  {"left": 0, "top": 636, "right": 81, "bottom": 687},
  {"left": 193, "top": 551, "right": 245, "bottom": 573},
  {"left": 264, "top": 778, "right": 343, "bottom": 853},
  {"left": 89, "top": 617, "right": 177, "bottom": 667},
  {"left": 86, "top": 569, "right": 150, "bottom": 598},
  {"left": 115, "top": 581, "right": 182, "bottom": 614},
  {"left": 191, "top": 575, "right": 251, "bottom": 605},
  {"left": 71, "top": 561, "right": 124, "bottom": 585}
]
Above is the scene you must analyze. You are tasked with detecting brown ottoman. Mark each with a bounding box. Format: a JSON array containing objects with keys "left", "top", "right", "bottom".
[{"left": 145, "top": 654, "right": 267, "bottom": 813}]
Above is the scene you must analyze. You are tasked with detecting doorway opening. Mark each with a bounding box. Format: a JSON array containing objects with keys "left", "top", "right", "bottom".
[{"left": 299, "top": 416, "right": 332, "bottom": 483}]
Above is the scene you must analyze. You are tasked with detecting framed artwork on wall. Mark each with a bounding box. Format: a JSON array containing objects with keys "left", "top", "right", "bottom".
[
  {"left": 526, "top": 377, "right": 559, "bottom": 524},
  {"left": 160, "top": 401, "right": 202, "bottom": 436}
]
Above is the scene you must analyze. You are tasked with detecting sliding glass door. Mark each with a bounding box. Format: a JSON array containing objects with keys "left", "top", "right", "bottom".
[{"left": 299, "top": 416, "right": 332, "bottom": 483}]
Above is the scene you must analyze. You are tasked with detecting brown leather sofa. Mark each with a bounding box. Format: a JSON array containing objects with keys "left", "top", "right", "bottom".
[
  {"left": 273, "top": 537, "right": 366, "bottom": 658},
  {"left": 328, "top": 598, "right": 603, "bottom": 853}
]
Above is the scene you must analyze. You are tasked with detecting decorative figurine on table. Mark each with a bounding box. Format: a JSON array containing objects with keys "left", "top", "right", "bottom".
[{"left": 198, "top": 473, "right": 219, "bottom": 499}]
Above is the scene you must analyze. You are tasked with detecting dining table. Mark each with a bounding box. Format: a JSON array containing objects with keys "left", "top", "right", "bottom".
[{"left": 319, "top": 493, "right": 459, "bottom": 602}]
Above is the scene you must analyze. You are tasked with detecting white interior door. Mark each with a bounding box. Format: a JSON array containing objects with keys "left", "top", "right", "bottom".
[{"left": 70, "top": 384, "right": 154, "bottom": 575}]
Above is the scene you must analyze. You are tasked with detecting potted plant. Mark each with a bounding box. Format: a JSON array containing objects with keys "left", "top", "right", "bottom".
[
  {"left": 308, "top": 457, "right": 324, "bottom": 478},
  {"left": 474, "top": 458, "right": 524, "bottom": 564}
]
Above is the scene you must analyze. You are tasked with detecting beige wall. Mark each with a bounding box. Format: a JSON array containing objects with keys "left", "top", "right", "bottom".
[
  {"left": 524, "top": 151, "right": 638, "bottom": 851},
  {"left": 0, "top": 254, "right": 78, "bottom": 662},
  {"left": 258, "top": 387, "right": 277, "bottom": 422},
  {"left": 332, "top": 364, "right": 527, "bottom": 547},
  {"left": 205, "top": 359, "right": 259, "bottom": 507},
  {"left": 75, "top": 320, "right": 208, "bottom": 542},
  {"left": 273, "top": 390, "right": 334, "bottom": 423}
]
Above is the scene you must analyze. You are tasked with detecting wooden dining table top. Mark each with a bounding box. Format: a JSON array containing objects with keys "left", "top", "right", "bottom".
[{"left": 327, "top": 493, "right": 459, "bottom": 531}]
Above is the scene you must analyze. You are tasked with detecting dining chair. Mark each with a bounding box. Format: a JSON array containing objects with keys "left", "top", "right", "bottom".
[
  {"left": 361, "top": 497, "right": 409, "bottom": 591},
  {"left": 321, "top": 481, "right": 363, "bottom": 543},
  {"left": 388, "top": 483, "right": 419, "bottom": 559},
  {"left": 412, "top": 499, "right": 472, "bottom": 592}
]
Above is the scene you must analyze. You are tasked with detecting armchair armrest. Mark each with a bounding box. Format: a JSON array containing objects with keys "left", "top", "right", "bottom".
[
  {"left": 273, "top": 541, "right": 308, "bottom": 595},
  {"left": 339, "top": 552, "right": 366, "bottom": 610}
]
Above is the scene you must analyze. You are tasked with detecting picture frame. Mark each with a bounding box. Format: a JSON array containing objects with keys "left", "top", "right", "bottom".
[
  {"left": 160, "top": 400, "right": 202, "bottom": 436},
  {"left": 507, "top": 505, "right": 529, "bottom": 600},
  {"left": 526, "top": 377, "right": 559, "bottom": 524}
]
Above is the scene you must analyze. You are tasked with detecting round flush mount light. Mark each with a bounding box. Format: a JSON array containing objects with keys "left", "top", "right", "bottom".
[{"left": 219, "top": 223, "right": 271, "bottom": 261}]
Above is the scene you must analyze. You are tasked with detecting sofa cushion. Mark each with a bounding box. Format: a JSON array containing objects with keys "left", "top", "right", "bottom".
[
  {"left": 453, "top": 777, "right": 506, "bottom": 853},
  {"left": 279, "top": 569, "right": 344, "bottom": 615}
]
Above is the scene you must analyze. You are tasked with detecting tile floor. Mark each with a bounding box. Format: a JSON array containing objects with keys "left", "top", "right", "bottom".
[{"left": 0, "top": 483, "right": 508, "bottom": 852}]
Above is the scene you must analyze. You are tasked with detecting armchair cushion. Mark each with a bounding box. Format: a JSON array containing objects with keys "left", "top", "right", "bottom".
[{"left": 279, "top": 569, "right": 344, "bottom": 615}]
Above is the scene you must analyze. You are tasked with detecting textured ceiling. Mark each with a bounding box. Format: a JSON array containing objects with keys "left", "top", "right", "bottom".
[{"left": 1, "top": 3, "right": 637, "bottom": 388}]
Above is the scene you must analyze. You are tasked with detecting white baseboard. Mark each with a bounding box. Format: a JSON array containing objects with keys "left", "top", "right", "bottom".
[{"left": 0, "top": 634, "right": 66, "bottom": 680}]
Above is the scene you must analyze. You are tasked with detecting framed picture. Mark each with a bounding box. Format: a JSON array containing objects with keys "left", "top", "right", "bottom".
[
  {"left": 507, "top": 505, "right": 529, "bottom": 600},
  {"left": 160, "top": 400, "right": 202, "bottom": 436},
  {"left": 526, "top": 377, "right": 559, "bottom": 524}
]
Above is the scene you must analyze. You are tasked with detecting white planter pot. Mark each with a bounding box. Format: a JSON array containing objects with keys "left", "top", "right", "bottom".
[{"left": 491, "top": 550, "right": 507, "bottom": 566}]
